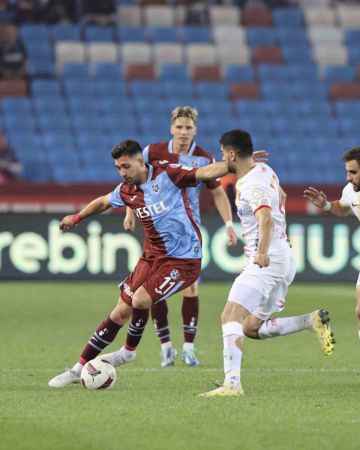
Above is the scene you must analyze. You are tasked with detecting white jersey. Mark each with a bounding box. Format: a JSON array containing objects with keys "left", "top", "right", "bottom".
[
  {"left": 339, "top": 182, "right": 360, "bottom": 221},
  {"left": 235, "top": 163, "right": 287, "bottom": 258}
]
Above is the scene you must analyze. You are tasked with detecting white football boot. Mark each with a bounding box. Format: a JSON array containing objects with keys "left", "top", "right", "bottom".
[
  {"left": 181, "top": 344, "right": 200, "bottom": 367},
  {"left": 160, "top": 346, "right": 177, "bottom": 368},
  {"left": 48, "top": 368, "right": 81, "bottom": 388},
  {"left": 100, "top": 346, "right": 136, "bottom": 367}
]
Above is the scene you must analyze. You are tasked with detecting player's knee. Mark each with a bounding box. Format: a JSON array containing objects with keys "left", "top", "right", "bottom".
[
  {"left": 132, "top": 295, "right": 151, "bottom": 310},
  {"left": 242, "top": 318, "right": 261, "bottom": 339}
]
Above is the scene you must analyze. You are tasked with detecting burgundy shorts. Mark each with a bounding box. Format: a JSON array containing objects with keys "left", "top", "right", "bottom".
[{"left": 119, "top": 256, "right": 201, "bottom": 306}]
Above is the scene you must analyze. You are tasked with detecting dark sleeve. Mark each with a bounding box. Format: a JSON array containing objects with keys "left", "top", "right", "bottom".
[
  {"left": 148, "top": 145, "right": 179, "bottom": 164},
  {"left": 166, "top": 164, "right": 198, "bottom": 188}
]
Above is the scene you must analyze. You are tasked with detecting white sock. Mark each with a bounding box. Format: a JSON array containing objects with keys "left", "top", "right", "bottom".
[
  {"left": 183, "top": 342, "right": 194, "bottom": 352},
  {"left": 161, "top": 341, "right": 173, "bottom": 351},
  {"left": 71, "top": 362, "right": 83, "bottom": 375},
  {"left": 258, "top": 314, "right": 312, "bottom": 339},
  {"left": 222, "top": 321, "right": 244, "bottom": 387},
  {"left": 358, "top": 330, "right": 360, "bottom": 341}
]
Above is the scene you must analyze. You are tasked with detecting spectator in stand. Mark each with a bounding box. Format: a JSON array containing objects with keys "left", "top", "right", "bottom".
[
  {"left": 81, "top": 0, "right": 115, "bottom": 25},
  {"left": 15, "top": 0, "right": 76, "bottom": 23},
  {"left": 0, "top": 133, "right": 22, "bottom": 184},
  {"left": 0, "top": 24, "right": 25, "bottom": 79}
]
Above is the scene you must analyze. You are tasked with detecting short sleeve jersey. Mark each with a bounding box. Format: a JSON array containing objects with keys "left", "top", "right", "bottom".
[
  {"left": 339, "top": 182, "right": 360, "bottom": 221},
  {"left": 142, "top": 140, "right": 220, "bottom": 224},
  {"left": 235, "top": 163, "right": 287, "bottom": 258},
  {"left": 109, "top": 161, "right": 202, "bottom": 260}
]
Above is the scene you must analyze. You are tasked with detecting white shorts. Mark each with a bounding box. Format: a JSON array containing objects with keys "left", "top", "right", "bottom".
[{"left": 228, "top": 242, "right": 296, "bottom": 321}]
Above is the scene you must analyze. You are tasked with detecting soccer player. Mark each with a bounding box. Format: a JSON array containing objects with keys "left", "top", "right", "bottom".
[
  {"left": 201, "top": 129, "right": 335, "bottom": 398},
  {"left": 123, "top": 106, "right": 238, "bottom": 368},
  {"left": 304, "top": 147, "right": 360, "bottom": 339},
  {"left": 48, "top": 139, "right": 234, "bottom": 388}
]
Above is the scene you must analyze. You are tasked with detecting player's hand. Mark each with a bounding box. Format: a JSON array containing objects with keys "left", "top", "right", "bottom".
[
  {"left": 59, "top": 214, "right": 81, "bottom": 231},
  {"left": 226, "top": 225, "right": 238, "bottom": 246},
  {"left": 123, "top": 214, "right": 136, "bottom": 231},
  {"left": 303, "top": 187, "right": 328, "bottom": 208},
  {"left": 253, "top": 150, "right": 269, "bottom": 163},
  {"left": 254, "top": 252, "right": 270, "bottom": 268}
]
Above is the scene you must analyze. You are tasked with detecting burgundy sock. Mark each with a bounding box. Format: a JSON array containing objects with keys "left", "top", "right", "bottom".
[
  {"left": 151, "top": 301, "right": 171, "bottom": 344},
  {"left": 125, "top": 308, "right": 149, "bottom": 351},
  {"left": 182, "top": 296, "right": 199, "bottom": 344},
  {"left": 79, "top": 316, "right": 122, "bottom": 365}
]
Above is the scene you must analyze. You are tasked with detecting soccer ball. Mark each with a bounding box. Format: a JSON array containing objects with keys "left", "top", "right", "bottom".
[{"left": 81, "top": 359, "right": 117, "bottom": 390}]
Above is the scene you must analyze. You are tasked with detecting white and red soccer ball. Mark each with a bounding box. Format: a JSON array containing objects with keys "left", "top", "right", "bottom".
[{"left": 81, "top": 359, "right": 117, "bottom": 390}]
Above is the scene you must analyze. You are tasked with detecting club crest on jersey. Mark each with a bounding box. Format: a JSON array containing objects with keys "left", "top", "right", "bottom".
[
  {"left": 170, "top": 269, "right": 180, "bottom": 280},
  {"left": 152, "top": 181, "right": 159, "bottom": 192}
]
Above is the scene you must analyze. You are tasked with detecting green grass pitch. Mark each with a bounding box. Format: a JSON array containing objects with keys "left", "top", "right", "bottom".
[{"left": 1, "top": 281, "right": 359, "bottom": 450}]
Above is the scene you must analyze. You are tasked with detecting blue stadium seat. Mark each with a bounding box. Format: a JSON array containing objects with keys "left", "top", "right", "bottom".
[
  {"left": 84, "top": 26, "right": 114, "bottom": 42},
  {"left": 129, "top": 81, "right": 164, "bottom": 97},
  {"left": 20, "top": 25, "right": 50, "bottom": 42},
  {"left": 139, "top": 116, "right": 169, "bottom": 135},
  {"left": 163, "top": 80, "right": 194, "bottom": 98},
  {"left": 223, "top": 65, "right": 255, "bottom": 82},
  {"left": 286, "top": 64, "right": 318, "bottom": 81},
  {"left": 42, "top": 132, "right": 76, "bottom": 149},
  {"left": 334, "top": 101, "right": 360, "bottom": 116},
  {"left": 96, "top": 97, "right": 134, "bottom": 115},
  {"left": 32, "top": 80, "right": 62, "bottom": 97},
  {"left": 24, "top": 41, "right": 53, "bottom": 60},
  {"left": 195, "top": 99, "right": 233, "bottom": 117},
  {"left": 116, "top": 27, "right": 147, "bottom": 42},
  {"left": 323, "top": 65, "right": 356, "bottom": 83},
  {"left": 63, "top": 63, "right": 90, "bottom": 79},
  {"left": 178, "top": 27, "right": 212, "bottom": 43},
  {"left": 345, "top": 30, "right": 360, "bottom": 46},
  {"left": 159, "top": 64, "right": 189, "bottom": 81},
  {"left": 194, "top": 82, "right": 228, "bottom": 99},
  {"left": 258, "top": 65, "right": 291, "bottom": 81},
  {"left": 51, "top": 24, "right": 81, "bottom": 41},
  {"left": 63, "top": 80, "right": 93, "bottom": 97},
  {"left": 276, "top": 29, "right": 309, "bottom": 45},
  {"left": 272, "top": 7, "right": 304, "bottom": 28},
  {"left": 133, "top": 97, "right": 171, "bottom": 115},
  {"left": 27, "top": 59, "right": 54, "bottom": 77},
  {"left": 1, "top": 98, "right": 32, "bottom": 115},
  {"left": 282, "top": 45, "right": 312, "bottom": 63},
  {"left": 33, "top": 98, "right": 67, "bottom": 115},
  {"left": 147, "top": 27, "right": 178, "bottom": 43},
  {"left": 246, "top": 27, "right": 278, "bottom": 47},
  {"left": 347, "top": 47, "right": 360, "bottom": 65},
  {"left": 37, "top": 114, "right": 72, "bottom": 131},
  {"left": 92, "top": 62, "right": 123, "bottom": 79},
  {"left": 92, "top": 81, "right": 127, "bottom": 97}
]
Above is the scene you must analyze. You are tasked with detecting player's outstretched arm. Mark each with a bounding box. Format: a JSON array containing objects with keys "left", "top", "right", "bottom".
[
  {"left": 195, "top": 161, "right": 230, "bottom": 182},
  {"left": 254, "top": 207, "right": 273, "bottom": 268},
  {"left": 211, "top": 186, "right": 237, "bottom": 246},
  {"left": 303, "top": 187, "right": 351, "bottom": 217},
  {"left": 123, "top": 206, "right": 136, "bottom": 231},
  {"left": 59, "top": 193, "right": 112, "bottom": 231}
]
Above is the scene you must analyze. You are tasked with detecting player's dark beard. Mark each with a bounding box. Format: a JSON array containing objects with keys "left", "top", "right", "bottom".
[{"left": 353, "top": 183, "right": 360, "bottom": 192}]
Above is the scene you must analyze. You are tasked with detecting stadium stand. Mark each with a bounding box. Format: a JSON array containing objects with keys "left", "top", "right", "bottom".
[{"left": 0, "top": 0, "right": 359, "bottom": 187}]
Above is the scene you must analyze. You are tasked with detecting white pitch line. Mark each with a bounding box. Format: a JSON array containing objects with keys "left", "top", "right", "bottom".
[{"left": 1, "top": 368, "right": 360, "bottom": 374}]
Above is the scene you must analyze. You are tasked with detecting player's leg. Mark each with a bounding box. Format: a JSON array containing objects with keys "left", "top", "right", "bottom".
[
  {"left": 181, "top": 281, "right": 200, "bottom": 366},
  {"left": 48, "top": 298, "right": 132, "bottom": 388},
  {"left": 151, "top": 300, "right": 177, "bottom": 368},
  {"left": 355, "top": 281, "right": 360, "bottom": 339},
  {"left": 200, "top": 300, "right": 249, "bottom": 397},
  {"left": 243, "top": 257, "right": 334, "bottom": 355}
]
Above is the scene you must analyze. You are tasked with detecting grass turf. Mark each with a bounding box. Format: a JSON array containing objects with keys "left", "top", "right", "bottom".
[{"left": 0, "top": 281, "right": 359, "bottom": 450}]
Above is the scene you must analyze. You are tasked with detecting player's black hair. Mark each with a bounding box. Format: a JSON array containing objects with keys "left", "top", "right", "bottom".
[
  {"left": 219, "top": 129, "right": 253, "bottom": 157},
  {"left": 343, "top": 147, "right": 360, "bottom": 164},
  {"left": 111, "top": 140, "right": 142, "bottom": 159}
]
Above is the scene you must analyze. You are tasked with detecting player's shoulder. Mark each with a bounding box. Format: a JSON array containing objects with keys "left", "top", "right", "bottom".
[
  {"left": 192, "top": 145, "right": 214, "bottom": 161},
  {"left": 148, "top": 141, "right": 168, "bottom": 152},
  {"left": 342, "top": 182, "right": 354, "bottom": 197}
]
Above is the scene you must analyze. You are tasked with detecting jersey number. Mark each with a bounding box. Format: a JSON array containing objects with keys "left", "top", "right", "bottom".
[{"left": 155, "top": 276, "right": 176, "bottom": 295}]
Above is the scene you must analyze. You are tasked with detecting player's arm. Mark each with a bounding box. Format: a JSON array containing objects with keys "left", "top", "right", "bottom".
[
  {"left": 254, "top": 206, "right": 273, "bottom": 268},
  {"left": 123, "top": 206, "right": 136, "bottom": 231},
  {"left": 210, "top": 186, "right": 237, "bottom": 246},
  {"left": 59, "top": 193, "right": 112, "bottom": 231},
  {"left": 195, "top": 161, "right": 230, "bottom": 181},
  {"left": 303, "top": 187, "right": 351, "bottom": 217}
]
